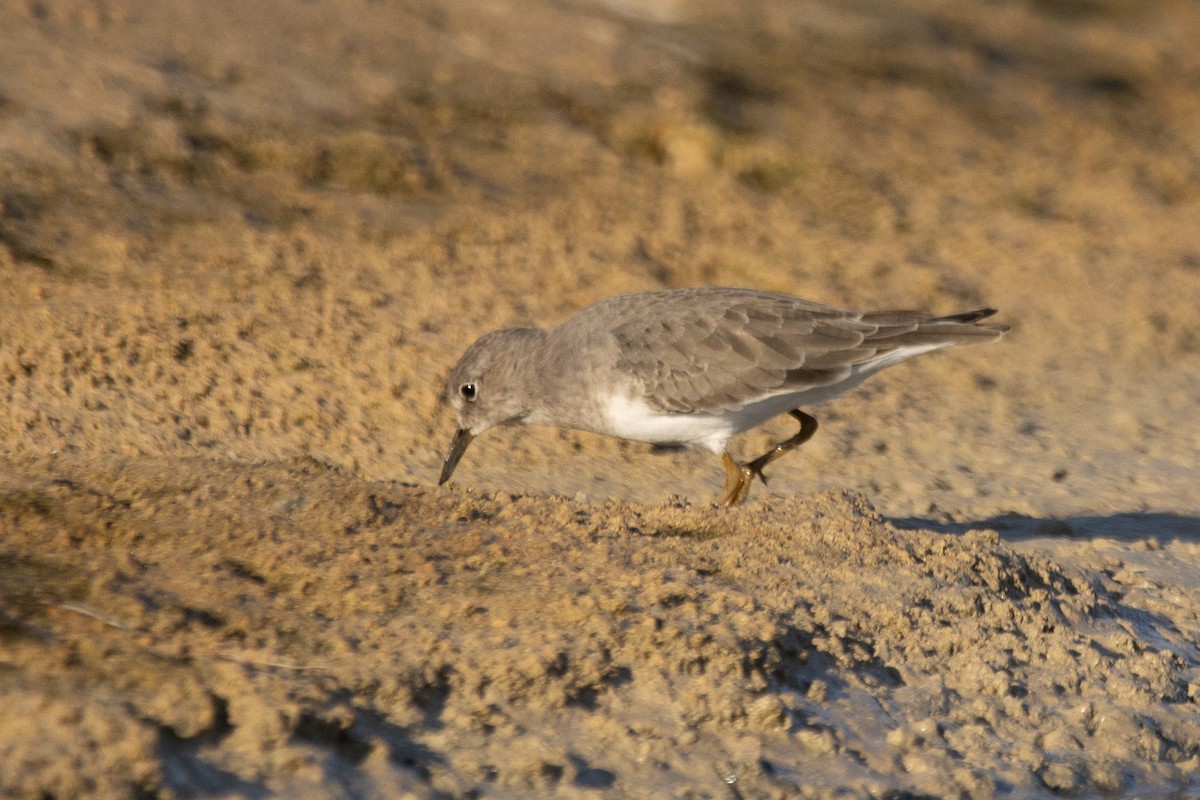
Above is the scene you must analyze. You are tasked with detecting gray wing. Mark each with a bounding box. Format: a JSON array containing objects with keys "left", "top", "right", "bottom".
[{"left": 605, "top": 290, "right": 1003, "bottom": 413}]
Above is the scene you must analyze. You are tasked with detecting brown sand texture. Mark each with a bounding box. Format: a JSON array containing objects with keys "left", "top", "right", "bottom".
[{"left": 2, "top": 1, "right": 1199, "bottom": 797}]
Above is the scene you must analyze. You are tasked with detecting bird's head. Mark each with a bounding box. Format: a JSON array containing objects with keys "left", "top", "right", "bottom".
[{"left": 439, "top": 327, "right": 545, "bottom": 486}]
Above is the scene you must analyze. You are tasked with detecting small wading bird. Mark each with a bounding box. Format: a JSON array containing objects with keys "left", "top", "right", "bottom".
[{"left": 439, "top": 287, "right": 1006, "bottom": 504}]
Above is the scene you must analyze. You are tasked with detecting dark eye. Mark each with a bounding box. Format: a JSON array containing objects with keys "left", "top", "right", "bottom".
[{"left": 460, "top": 383, "right": 477, "bottom": 401}]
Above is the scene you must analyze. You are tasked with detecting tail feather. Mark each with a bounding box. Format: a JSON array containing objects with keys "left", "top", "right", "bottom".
[
  {"left": 860, "top": 307, "right": 1008, "bottom": 347},
  {"left": 931, "top": 307, "right": 998, "bottom": 325}
]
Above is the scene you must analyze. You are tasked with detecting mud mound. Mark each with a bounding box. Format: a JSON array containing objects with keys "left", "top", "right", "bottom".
[{"left": 1, "top": 457, "right": 1195, "bottom": 798}]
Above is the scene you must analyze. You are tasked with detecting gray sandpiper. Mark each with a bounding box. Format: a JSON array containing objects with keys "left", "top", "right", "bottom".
[{"left": 439, "top": 287, "right": 1006, "bottom": 504}]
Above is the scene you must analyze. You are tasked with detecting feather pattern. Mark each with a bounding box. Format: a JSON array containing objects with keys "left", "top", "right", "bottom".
[{"left": 587, "top": 288, "right": 1004, "bottom": 414}]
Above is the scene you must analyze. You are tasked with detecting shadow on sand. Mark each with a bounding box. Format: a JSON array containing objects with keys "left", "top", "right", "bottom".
[{"left": 891, "top": 511, "right": 1200, "bottom": 545}]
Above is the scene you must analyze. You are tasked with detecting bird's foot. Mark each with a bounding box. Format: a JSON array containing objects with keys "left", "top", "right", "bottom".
[{"left": 720, "top": 453, "right": 761, "bottom": 505}]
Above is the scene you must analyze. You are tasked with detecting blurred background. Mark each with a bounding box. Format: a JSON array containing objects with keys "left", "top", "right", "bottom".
[{"left": 1, "top": 0, "right": 1198, "bottom": 518}]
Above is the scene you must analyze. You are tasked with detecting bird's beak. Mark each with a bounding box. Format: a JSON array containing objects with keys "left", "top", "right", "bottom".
[{"left": 438, "top": 428, "right": 475, "bottom": 486}]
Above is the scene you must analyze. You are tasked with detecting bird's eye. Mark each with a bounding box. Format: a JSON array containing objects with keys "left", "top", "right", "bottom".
[{"left": 460, "top": 383, "right": 477, "bottom": 401}]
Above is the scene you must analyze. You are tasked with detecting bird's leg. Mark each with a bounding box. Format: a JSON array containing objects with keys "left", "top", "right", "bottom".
[
  {"left": 720, "top": 410, "right": 819, "bottom": 505},
  {"left": 746, "top": 410, "right": 819, "bottom": 483},
  {"left": 720, "top": 451, "right": 755, "bottom": 505}
]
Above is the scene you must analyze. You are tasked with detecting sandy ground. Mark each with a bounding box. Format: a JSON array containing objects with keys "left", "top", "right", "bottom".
[{"left": 1, "top": 0, "right": 1199, "bottom": 797}]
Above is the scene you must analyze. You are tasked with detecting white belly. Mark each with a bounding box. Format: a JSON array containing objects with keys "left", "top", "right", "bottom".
[{"left": 598, "top": 394, "right": 739, "bottom": 452}]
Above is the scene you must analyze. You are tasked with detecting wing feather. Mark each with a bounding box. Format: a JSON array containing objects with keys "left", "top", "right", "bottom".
[{"left": 593, "top": 289, "right": 1003, "bottom": 413}]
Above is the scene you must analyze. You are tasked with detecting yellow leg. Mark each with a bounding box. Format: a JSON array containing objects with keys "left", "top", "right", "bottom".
[
  {"left": 718, "top": 410, "right": 819, "bottom": 505},
  {"left": 720, "top": 451, "right": 754, "bottom": 505}
]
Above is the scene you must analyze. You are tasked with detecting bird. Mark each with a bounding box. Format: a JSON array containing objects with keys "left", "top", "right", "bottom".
[{"left": 438, "top": 287, "right": 1006, "bottom": 504}]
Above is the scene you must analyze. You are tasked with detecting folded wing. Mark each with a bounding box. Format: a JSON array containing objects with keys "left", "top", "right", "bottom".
[{"left": 609, "top": 291, "right": 1004, "bottom": 413}]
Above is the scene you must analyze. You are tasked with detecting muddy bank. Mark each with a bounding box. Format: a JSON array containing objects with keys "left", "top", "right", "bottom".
[{"left": 2, "top": 457, "right": 1197, "bottom": 797}]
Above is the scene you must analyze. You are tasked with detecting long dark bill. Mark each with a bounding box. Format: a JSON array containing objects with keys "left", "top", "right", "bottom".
[{"left": 438, "top": 428, "right": 475, "bottom": 486}]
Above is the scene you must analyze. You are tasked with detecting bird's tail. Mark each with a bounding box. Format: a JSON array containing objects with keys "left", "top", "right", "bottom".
[
  {"left": 930, "top": 307, "right": 1000, "bottom": 325},
  {"left": 858, "top": 307, "right": 1008, "bottom": 348}
]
